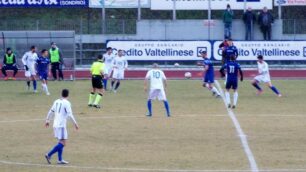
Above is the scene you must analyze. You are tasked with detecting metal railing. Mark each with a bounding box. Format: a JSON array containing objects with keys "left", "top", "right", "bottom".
[{"left": 0, "top": 19, "right": 137, "bottom": 35}]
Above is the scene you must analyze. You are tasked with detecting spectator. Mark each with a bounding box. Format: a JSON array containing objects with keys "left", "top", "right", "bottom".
[
  {"left": 2, "top": 48, "right": 18, "bottom": 80},
  {"left": 243, "top": 7, "right": 256, "bottom": 40},
  {"left": 258, "top": 7, "right": 274, "bottom": 40},
  {"left": 49, "top": 42, "right": 64, "bottom": 81},
  {"left": 223, "top": 4, "right": 234, "bottom": 39}
]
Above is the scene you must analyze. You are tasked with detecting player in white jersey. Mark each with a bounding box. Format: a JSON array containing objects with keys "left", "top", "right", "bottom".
[
  {"left": 144, "top": 63, "right": 170, "bottom": 117},
  {"left": 251, "top": 55, "right": 281, "bottom": 97},
  {"left": 22, "top": 46, "right": 38, "bottom": 92},
  {"left": 45, "top": 89, "right": 79, "bottom": 165},
  {"left": 102, "top": 47, "right": 115, "bottom": 90},
  {"left": 111, "top": 50, "right": 128, "bottom": 93}
]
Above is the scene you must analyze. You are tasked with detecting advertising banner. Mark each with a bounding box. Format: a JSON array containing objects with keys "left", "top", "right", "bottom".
[
  {"left": 0, "top": 0, "right": 88, "bottom": 7},
  {"left": 107, "top": 41, "right": 211, "bottom": 61},
  {"left": 89, "top": 0, "right": 150, "bottom": 8},
  {"left": 213, "top": 41, "right": 306, "bottom": 61},
  {"left": 274, "top": 0, "right": 306, "bottom": 6},
  {"left": 151, "top": 0, "right": 272, "bottom": 10}
]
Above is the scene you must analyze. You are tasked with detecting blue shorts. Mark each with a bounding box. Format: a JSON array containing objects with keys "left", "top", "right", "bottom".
[
  {"left": 226, "top": 79, "right": 238, "bottom": 90},
  {"left": 203, "top": 73, "right": 214, "bottom": 83},
  {"left": 39, "top": 72, "right": 48, "bottom": 80}
]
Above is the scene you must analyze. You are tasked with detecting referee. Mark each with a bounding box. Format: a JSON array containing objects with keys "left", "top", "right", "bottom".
[
  {"left": 88, "top": 55, "right": 105, "bottom": 109},
  {"left": 49, "top": 42, "right": 64, "bottom": 81}
]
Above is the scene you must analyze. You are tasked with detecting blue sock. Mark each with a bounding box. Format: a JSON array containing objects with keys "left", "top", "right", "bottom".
[
  {"left": 163, "top": 101, "right": 170, "bottom": 117},
  {"left": 47, "top": 143, "right": 62, "bottom": 157},
  {"left": 33, "top": 80, "right": 37, "bottom": 90},
  {"left": 252, "top": 83, "right": 262, "bottom": 91},
  {"left": 147, "top": 100, "right": 152, "bottom": 116},
  {"left": 270, "top": 86, "right": 280, "bottom": 95},
  {"left": 103, "top": 79, "right": 107, "bottom": 90},
  {"left": 57, "top": 143, "right": 64, "bottom": 161}
]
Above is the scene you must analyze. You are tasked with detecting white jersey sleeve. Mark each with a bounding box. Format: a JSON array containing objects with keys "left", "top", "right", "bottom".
[
  {"left": 22, "top": 52, "right": 28, "bottom": 66},
  {"left": 124, "top": 58, "right": 128, "bottom": 69},
  {"left": 46, "top": 102, "right": 55, "bottom": 122},
  {"left": 65, "top": 101, "right": 77, "bottom": 125}
]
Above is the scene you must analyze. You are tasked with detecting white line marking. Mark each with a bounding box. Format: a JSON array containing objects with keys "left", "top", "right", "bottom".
[
  {"left": 1, "top": 160, "right": 306, "bottom": 172},
  {"left": 215, "top": 80, "right": 259, "bottom": 172},
  {"left": 0, "top": 160, "right": 249, "bottom": 172},
  {"left": 0, "top": 113, "right": 305, "bottom": 123}
]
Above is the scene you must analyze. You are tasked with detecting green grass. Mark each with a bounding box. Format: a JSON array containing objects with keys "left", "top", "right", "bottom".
[{"left": 0, "top": 80, "right": 306, "bottom": 172}]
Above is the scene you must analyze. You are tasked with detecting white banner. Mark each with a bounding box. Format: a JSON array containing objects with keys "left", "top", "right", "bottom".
[
  {"left": 89, "top": 0, "right": 150, "bottom": 8},
  {"left": 213, "top": 41, "right": 306, "bottom": 61},
  {"left": 151, "top": 0, "right": 272, "bottom": 10},
  {"left": 107, "top": 41, "right": 211, "bottom": 60},
  {"left": 274, "top": 0, "right": 306, "bottom": 6}
]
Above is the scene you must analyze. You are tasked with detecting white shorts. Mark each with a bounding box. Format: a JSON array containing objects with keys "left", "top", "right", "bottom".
[
  {"left": 25, "top": 67, "right": 36, "bottom": 77},
  {"left": 254, "top": 75, "right": 271, "bottom": 83},
  {"left": 53, "top": 127, "right": 68, "bottom": 140},
  {"left": 113, "top": 69, "right": 125, "bottom": 80},
  {"left": 148, "top": 89, "right": 167, "bottom": 101},
  {"left": 104, "top": 66, "right": 113, "bottom": 77}
]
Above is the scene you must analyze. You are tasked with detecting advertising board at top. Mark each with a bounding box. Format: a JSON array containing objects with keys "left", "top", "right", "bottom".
[
  {"left": 274, "top": 0, "right": 306, "bottom": 6},
  {"left": 0, "top": 0, "right": 87, "bottom": 7},
  {"left": 107, "top": 41, "right": 211, "bottom": 61},
  {"left": 213, "top": 41, "right": 306, "bottom": 61},
  {"left": 151, "top": 0, "right": 272, "bottom": 10},
  {"left": 89, "top": 0, "right": 150, "bottom": 8}
]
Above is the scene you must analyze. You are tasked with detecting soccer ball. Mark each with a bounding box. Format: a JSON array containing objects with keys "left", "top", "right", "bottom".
[
  {"left": 184, "top": 72, "right": 192, "bottom": 79},
  {"left": 174, "top": 63, "right": 180, "bottom": 67}
]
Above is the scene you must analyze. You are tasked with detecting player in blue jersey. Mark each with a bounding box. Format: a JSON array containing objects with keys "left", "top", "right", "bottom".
[
  {"left": 224, "top": 39, "right": 238, "bottom": 63},
  {"left": 220, "top": 55, "right": 243, "bottom": 109},
  {"left": 197, "top": 51, "right": 221, "bottom": 98},
  {"left": 36, "top": 49, "right": 51, "bottom": 95},
  {"left": 221, "top": 39, "right": 238, "bottom": 85}
]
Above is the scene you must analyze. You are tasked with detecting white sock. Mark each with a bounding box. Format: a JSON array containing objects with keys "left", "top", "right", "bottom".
[
  {"left": 42, "top": 83, "right": 49, "bottom": 94},
  {"left": 225, "top": 92, "right": 231, "bottom": 105},
  {"left": 41, "top": 84, "right": 45, "bottom": 92},
  {"left": 233, "top": 92, "right": 238, "bottom": 106},
  {"left": 211, "top": 87, "right": 220, "bottom": 96}
]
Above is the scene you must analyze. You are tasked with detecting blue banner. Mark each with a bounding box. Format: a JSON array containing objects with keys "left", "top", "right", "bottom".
[{"left": 0, "top": 0, "right": 88, "bottom": 7}]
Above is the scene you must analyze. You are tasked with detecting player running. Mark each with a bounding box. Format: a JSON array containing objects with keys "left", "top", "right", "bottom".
[
  {"left": 88, "top": 55, "right": 105, "bottom": 109},
  {"left": 102, "top": 47, "right": 115, "bottom": 90},
  {"left": 144, "top": 63, "right": 170, "bottom": 117},
  {"left": 45, "top": 89, "right": 79, "bottom": 165},
  {"left": 220, "top": 55, "right": 244, "bottom": 109},
  {"left": 22, "top": 46, "right": 38, "bottom": 92},
  {"left": 36, "top": 49, "right": 51, "bottom": 95},
  {"left": 197, "top": 51, "right": 221, "bottom": 98},
  {"left": 111, "top": 50, "right": 128, "bottom": 93},
  {"left": 251, "top": 55, "right": 282, "bottom": 97}
]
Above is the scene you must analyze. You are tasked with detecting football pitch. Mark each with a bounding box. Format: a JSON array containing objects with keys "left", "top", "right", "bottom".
[{"left": 0, "top": 79, "right": 306, "bottom": 172}]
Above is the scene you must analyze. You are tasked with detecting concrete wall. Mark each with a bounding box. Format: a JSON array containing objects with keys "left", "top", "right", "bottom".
[{"left": 77, "top": 19, "right": 306, "bottom": 43}]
